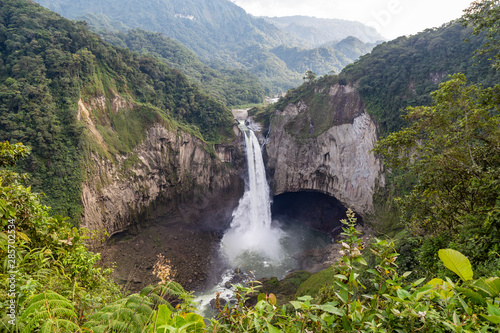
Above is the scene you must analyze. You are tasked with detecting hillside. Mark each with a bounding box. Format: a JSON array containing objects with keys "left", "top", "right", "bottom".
[
  {"left": 341, "top": 21, "right": 500, "bottom": 134},
  {"left": 269, "top": 16, "right": 500, "bottom": 278},
  {"left": 33, "top": 0, "right": 378, "bottom": 92},
  {"left": 99, "top": 28, "right": 266, "bottom": 106},
  {"left": 0, "top": 0, "right": 234, "bottom": 219},
  {"left": 263, "top": 15, "right": 385, "bottom": 46}
]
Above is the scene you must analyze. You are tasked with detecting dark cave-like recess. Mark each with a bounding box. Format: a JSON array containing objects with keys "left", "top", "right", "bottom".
[{"left": 271, "top": 191, "right": 361, "bottom": 237}]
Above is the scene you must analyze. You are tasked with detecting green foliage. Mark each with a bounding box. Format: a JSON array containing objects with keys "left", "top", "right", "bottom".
[
  {"left": 98, "top": 29, "right": 266, "bottom": 107},
  {"left": 341, "top": 21, "right": 500, "bottom": 135},
  {"left": 374, "top": 73, "right": 500, "bottom": 276},
  {"left": 0, "top": 142, "right": 31, "bottom": 168},
  {"left": 463, "top": 0, "right": 500, "bottom": 70},
  {"left": 438, "top": 249, "right": 474, "bottom": 281},
  {"left": 0, "top": 0, "right": 234, "bottom": 218},
  {"left": 83, "top": 293, "right": 154, "bottom": 332},
  {"left": 18, "top": 291, "right": 81, "bottom": 333},
  {"left": 0, "top": 142, "right": 121, "bottom": 330},
  {"left": 147, "top": 304, "right": 205, "bottom": 333},
  {"left": 206, "top": 215, "right": 500, "bottom": 332}
]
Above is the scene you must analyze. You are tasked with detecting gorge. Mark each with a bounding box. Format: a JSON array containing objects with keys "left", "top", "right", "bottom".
[
  {"left": 3, "top": 0, "right": 500, "bottom": 330},
  {"left": 96, "top": 81, "right": 385, "bottom": 293}
]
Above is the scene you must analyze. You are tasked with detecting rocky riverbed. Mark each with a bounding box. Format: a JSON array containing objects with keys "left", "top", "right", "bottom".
[{"left": 99, "top": 215, "right": 225, "bottom": 293}]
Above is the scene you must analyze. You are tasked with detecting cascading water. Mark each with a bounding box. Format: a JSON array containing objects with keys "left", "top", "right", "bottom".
[
  {"left": 220, "top": 121, "right": 285, "bottom": 269},
  {"left": 195, "top": 121, "right": 331, "bottom": 314}
]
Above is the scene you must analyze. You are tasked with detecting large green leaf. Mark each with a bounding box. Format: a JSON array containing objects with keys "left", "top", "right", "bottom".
[
  {"left": 438, "top": 249, "right": 473, "bottom": 281},
  {"left": 473, "top": 277, "right": 500, "bottom": 298}
]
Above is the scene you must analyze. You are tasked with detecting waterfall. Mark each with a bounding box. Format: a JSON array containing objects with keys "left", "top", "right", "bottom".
[
  {"left": 221, "top": 122, "right": 284, "bottom": 266},
  {"left": 195, "top": 122, "right": 331, "bottom": 313}
]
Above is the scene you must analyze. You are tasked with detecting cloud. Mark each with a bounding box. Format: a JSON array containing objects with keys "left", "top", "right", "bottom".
[{"left": 231, "top": 0, "right": 474, "bottom": 39}]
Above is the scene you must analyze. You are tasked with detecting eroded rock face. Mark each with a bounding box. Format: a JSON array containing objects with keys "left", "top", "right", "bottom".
[
  {"left": 81, "top": 124, "right": 243, "bottom": 238},
  {"left": 266, "top": 84, "right": 384, "bottom": 215}
]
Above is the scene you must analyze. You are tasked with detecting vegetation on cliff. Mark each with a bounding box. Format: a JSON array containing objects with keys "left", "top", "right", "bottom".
[
  {"left": 341, "top": 20, "right": 500, "bottom": 135},
  {"left": 0, "top": 0, "right": 233, "bottom": 219}
]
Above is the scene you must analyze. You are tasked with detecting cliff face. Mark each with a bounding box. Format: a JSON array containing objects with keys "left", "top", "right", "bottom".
[
  {"left": 78, "top": 98, "right": 243, "bottom": 238},
  {"left": 266, "top": 84, "right": 384, "bottom": 215}
]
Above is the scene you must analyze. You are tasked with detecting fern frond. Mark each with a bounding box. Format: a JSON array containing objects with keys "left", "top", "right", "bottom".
[
  {"left": 140, "top": 285, "right": 154, "bottom": 296},
  {"left": 111, "top": 307, "right": 145, "bottom": 328},
  {"left": 19, "top": 291, "right": 80, "bottom": 333},
  {"left": 40, "top": 318, "right": 81, "bottom": 333},
  {"left": 108, "top": 319, "right": 128, "bottom": 331},
  {"left": 24, "top": 290, "right": 67, "bottom": 305},
  {"left": 21, "top": 291, "right": 75, "bottom": 318},
  {"left": 83, "top": 292, "right": 156, "bottom": 332},
  {"left": 49, "top": 307, "right": 78, "bottom": 319}
]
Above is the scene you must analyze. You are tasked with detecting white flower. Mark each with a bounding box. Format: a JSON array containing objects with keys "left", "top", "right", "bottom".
[{"left": 351, "top": 249, "right": 361, "bottom": 258}]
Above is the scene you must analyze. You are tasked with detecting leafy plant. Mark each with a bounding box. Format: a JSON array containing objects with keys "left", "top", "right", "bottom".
[
  {"left": 147, "top": 304, "right": 205, "bottom": 333},
  {"left": 18, "top": 291, "right": 82, "bottom": 333},
  {"left": 438, "top": 249, "right": 473, "bottom": 281},
  {"left": 83, "top": 293, "right": 154, "bottom": 332}
]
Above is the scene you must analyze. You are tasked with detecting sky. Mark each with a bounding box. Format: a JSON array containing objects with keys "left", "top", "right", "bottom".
[{"left": 230, "top": 0, "right": 475, "bottom": 40}]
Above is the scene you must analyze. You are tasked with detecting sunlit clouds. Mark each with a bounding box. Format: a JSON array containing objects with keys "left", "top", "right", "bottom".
[{"left": 230, "top": 0, "right": 474, "bottom": 39}]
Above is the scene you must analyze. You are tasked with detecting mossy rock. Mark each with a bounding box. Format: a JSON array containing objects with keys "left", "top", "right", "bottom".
[
  {"left": 295, "top": 266, "right": 335, "bottom": 298},
  {"left": 249, "top": 271, "right": 313, "bottom": 306}
]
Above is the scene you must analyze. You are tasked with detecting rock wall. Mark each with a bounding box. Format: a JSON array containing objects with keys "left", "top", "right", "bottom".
[
  {"left": 266, "top": 84, "right": 384, "bottom": 215},
  {"left": 80, "top": 122, "right": 243, "bottom": 238}
]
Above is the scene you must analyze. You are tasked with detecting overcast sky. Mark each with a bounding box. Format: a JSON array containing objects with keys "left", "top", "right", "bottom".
[{"left": 230, "top": 0, "right": 474, "bottom": 40}]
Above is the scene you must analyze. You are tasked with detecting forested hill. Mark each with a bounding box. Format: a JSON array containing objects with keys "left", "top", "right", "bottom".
[
  {"left": 34, "top": 0, "right": 296, "bottom": 61},
  {"left": 99, "top": 28, "right": 266, "bottom": 106},
  {"left": 0, "top": 0, "right": 233, "bottom": 218},
  {"left": 341, "top": 21, "right": 500, "bottom": 134},
  {"left": 274, "top": 20, "right": 500, "bottom": 142},
  {"left": 33, "top": 0, "right": 378, "bottom": 92}
]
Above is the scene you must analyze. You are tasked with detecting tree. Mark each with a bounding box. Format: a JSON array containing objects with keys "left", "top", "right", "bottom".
[
  {"left": 303, "top": 70, "right": 317, "bottom": 83},
  {"left": 374, "top": 74, "right": 500, "bottom": 272},
  {"left": 462, "top": 0, "right": 500, "bottom": 69}
]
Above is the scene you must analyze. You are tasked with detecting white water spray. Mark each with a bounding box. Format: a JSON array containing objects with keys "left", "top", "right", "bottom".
[
  {"left": 221, "top": 122, "right": 284, "bottom": 267},
  {"left": 196, "top": 123, "right": 331, "bottom": 313}
]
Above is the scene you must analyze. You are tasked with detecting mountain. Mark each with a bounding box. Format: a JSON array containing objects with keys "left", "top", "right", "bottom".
[
  {"left": 331, "top": 36, "right": 378, "bottom": 60},
  {"left": 340, "top": 21, "right": 500, "bottom": 134},
  {"left": 0, "top": 0, "right": 237, "bottom": 220},
  {"left": 263, "top": 15, "right": 385, "bottom": 46},
  {"left": 99, "top": 28, "right": 266, "bottom": 106},
  {"left": 33, "top": 0, "right": 377, "bottom": 92},
  {"left": 33, "top": 0, "right": 297, "bottom": 64}
]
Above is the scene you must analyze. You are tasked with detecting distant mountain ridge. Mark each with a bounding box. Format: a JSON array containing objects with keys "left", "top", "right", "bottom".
[
  {"left": 34, "top": 0, "right": 378, "bottom": 93},
  {"left": 263, "top": 16, "right": 385, "bottom": 47}
]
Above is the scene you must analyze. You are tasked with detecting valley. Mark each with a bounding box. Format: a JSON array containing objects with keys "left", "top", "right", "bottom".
[{"left": 1, "top": 0, "right": 499, "bottom": 331}]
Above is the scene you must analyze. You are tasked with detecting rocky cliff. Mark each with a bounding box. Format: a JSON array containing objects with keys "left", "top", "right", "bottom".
[
  {"left": 78, "top": 98, "right": 244, "bottom": 239},
  {"left": 266, "top": 83, "right": 384, "bottom": 215}
]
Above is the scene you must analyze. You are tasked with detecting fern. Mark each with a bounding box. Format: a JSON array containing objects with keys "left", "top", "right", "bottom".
[
  {"left": 19, "top": 291, "right": 81, "bottom": 333},
  {"left": 83, "top": 293, "right": 154, "bottom": 332}
]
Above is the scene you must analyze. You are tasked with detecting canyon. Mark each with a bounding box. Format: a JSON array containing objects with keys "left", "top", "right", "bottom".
[{"left": 82, "top": 82, "right": 385, "bottom": 291}]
